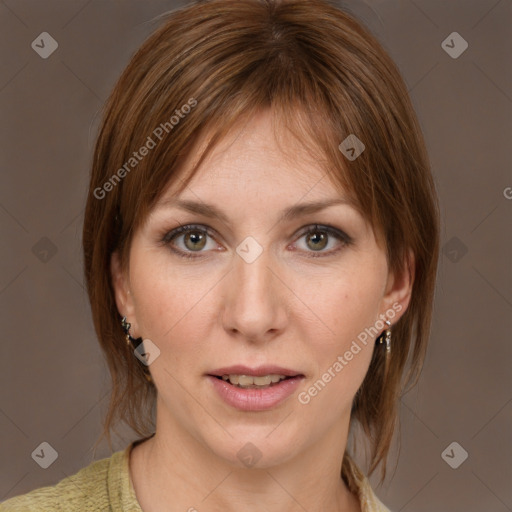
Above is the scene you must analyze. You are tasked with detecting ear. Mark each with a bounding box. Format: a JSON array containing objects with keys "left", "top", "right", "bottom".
[
  {"left": 380, "top": 248, "right": 415, "bottom": 324},
  {"left": 110, "top": 251, "right": 136, "bottom": 322}
]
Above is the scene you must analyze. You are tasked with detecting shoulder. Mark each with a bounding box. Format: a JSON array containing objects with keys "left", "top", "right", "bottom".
[{"left": 0, "top": 448, "right": 126, "bottom": 512}]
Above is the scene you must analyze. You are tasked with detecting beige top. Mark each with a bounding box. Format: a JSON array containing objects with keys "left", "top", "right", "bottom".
[{"left": 1, "top": 440, "right": 391, "bottom": 511}]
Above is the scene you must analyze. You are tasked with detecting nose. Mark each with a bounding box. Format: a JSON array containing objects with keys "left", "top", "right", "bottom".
[{"left": 221, "top": 246, "right": 288, "bottom": 343}]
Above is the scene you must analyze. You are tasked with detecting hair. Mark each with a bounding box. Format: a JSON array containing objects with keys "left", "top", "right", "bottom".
[{"left": 83, "top": 0, "right": 440, "bottom": 487}]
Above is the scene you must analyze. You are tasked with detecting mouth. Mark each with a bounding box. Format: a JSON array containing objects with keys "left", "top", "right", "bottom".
[
  {"left": 212, "top": 373, "right": 296, "bottom": 389},
  {"left": 207, "top": 366, "right": 305, "bottom": 409},
  {"left": 208, "top": 365, "right": 303, "bottom": 386}
]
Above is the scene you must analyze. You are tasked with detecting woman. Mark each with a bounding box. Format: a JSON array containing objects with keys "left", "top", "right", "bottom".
[{"left": 1, "top": 0, "right": 439, "bottom": 510}]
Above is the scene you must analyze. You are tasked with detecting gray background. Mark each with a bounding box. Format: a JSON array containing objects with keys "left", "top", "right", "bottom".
[{"left": 1, "top": 0, "right": 511, "bottom": 510}]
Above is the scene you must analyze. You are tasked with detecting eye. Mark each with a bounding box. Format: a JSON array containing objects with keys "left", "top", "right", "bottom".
[
  {"left": 161, "top": 224, "right": 219, "bottom": 259},
  {"left": 293, "top": 224, "right": 352, "bottom": 257},
  {"left": 161, "top": 223, "right": 353, "bottom": 259}
]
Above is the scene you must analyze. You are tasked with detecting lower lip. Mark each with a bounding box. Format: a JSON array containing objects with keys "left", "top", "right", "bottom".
[{"left": 207, "top": 375, "right": 304, "bottom": 411}]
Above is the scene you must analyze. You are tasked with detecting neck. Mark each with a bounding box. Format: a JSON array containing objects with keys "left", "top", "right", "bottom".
[{"left": 130, "top": 407, "right": 361, "bottom": 512}]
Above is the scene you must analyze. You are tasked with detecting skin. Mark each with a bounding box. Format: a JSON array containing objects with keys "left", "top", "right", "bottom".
[{"left": 111, "top": 109, "right": 414, "bottom": 512}]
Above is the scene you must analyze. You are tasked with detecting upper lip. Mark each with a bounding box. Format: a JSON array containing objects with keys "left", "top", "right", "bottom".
[{"left": 208, "top": 365, "right": 304, "bottom": 377}]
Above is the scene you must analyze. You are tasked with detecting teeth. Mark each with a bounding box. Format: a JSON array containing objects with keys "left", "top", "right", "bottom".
[{"left": 220, "top": 374, "right": 287, "bottom": 388}]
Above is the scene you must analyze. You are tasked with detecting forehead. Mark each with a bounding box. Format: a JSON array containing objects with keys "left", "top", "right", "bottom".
[{"left": 160, "top": 109, "right": 346, "bottom": 203}]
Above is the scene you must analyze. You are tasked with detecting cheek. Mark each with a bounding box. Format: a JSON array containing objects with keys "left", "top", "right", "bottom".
[
  {"left": 302, "top": 260, "right": 387, "bottom": 350},
  {"left": 295, "top": 255, "right": 387, "bottom": 402},
  {"left": 128, "top": 253, "right": 216, "bottom": 367}
]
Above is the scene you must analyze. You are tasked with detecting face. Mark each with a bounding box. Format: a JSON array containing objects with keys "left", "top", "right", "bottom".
[{"left": 111, "top": 109, "right": 413, "bottom": 469}]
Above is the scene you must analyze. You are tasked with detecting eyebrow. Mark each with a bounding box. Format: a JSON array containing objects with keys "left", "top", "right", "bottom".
[{"left": 155, "top": 197, "right": 356, "bottom": 225}]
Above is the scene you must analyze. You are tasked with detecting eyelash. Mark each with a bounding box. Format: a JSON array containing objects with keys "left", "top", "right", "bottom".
[{"left": 160, "top": 223, "right": 353, "bottom": 260}]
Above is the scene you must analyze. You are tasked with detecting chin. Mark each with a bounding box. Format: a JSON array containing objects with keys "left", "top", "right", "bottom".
[{"left": 200, "top": 424, "right": 304, "bottom": 470}]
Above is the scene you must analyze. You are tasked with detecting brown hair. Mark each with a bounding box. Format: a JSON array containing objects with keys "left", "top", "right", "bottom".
[{"left": 83, "top": 0, "right": 439, "bottom": 485}]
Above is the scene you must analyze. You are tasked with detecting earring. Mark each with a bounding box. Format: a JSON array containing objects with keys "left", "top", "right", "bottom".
[
  {"left": 378, "top": 319, "right": 391, "bottom": 354},
  {"left": 121, "top": 317, "right": 153, "bottom": 383},
  {"left": 121, "top": 316, "right": 142, "bottom": 348}
]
